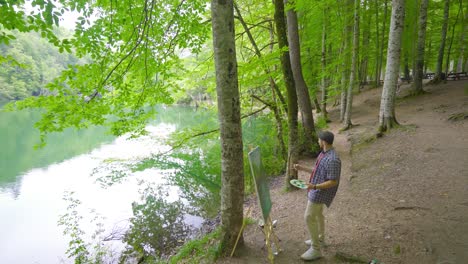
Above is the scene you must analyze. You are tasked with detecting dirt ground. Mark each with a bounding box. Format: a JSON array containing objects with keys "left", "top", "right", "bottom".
[{"left": 218, "top": 80, "right": 468, "bottom": 264}]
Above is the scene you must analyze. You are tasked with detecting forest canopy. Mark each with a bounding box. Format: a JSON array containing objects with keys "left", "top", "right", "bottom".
[{"left": 0, "top": 29, "right": 83, "bottom": 101}]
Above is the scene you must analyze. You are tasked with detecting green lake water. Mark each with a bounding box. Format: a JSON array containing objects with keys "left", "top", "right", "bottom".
[{"left": 0, "top": 105, "right": 218, "bottom": 263}]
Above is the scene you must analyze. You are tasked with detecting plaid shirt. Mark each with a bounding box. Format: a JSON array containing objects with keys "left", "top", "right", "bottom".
[{"left": 307, "top": 148, "right": 341, "bottom": 207}]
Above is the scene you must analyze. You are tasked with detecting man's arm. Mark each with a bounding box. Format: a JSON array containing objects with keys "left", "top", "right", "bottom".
[
  {"left": 307, "top": 180, "right": 338, "bottom": 190},
  {"left": 293, "top": 164, "right": 313, "bottom": 174},
  {"left": 306, "top": 159, "right": 341, "bottom": 190}
]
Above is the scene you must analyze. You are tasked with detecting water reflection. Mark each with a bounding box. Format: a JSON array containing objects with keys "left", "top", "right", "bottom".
[{"left": 0, "top": 123, "right": 203, "bottom": 263}]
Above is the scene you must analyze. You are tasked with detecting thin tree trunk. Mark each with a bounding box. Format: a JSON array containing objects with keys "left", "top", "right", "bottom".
[
  {"left": 251, "top": 95, "right": 287, "bottom": 160},
  {"left": 234, "top": 4, "right": 288, "bottom": 115},
  {"left": 341, "top": 2, "right": 352, "bottom": 122},
  {"left": 360, "top": 0, "right": 370, "bottom": 89},
  {"left": 343, "top": 0, "right": 359, "bottom": 129},
  {"left": 234, "top": 4, "right": 287, "bottom": 160},
  {"left": 377, "top": 0, "right": 389, "bottom": 86},
  {"left": 210, "top": 0, "right": 244, "bottom": 253},
  {"left": 413, "top": 0, "right": 429, "bottom": 94},
  {"left": 321, "top": 7, "right": 328, "bottom": 119},
  {"left": 404, "top": 52, "right": 410, "bottom": 80},
  {"left": 374, "top": 0, "right": 380, "bottom": 87},
  {"left": 434, "top": 0, "right": 450, "bottom": 82},
  {"left": 306, "top": 48, "right": 322, "bottom": 113},
  {"left": 445, "top": 3, "right": 462, "bottom": 75},
  {"left": 378, "top": 0, "right": 405, "bottom": 134},
  {"left": 425, "top": 38, "right": 432, "bottom": 74},
  {"left": 274, "top": 0, "right": 299, "bottom": 189},
  {"left": 456, "top": 8, "right": 467, "bottom": 72},
  {"left": 286, "top": 0, "right": 320, "bottom": 156}
]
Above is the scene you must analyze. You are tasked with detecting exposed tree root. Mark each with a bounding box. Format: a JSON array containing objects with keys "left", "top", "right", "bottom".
[
  {"left": 376, "top": 117, "right": 399, "bottom": 137},
  {"left": 339, "top": 123, "right": 353, "bottom": 132},
  {"left": 448, "top": 112, "right": 468, "bottom": 122}
]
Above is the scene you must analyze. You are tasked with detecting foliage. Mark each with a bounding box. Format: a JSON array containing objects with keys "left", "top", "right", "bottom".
[
  {"left": 123, "top": 185, "right": 189, "bottom": 262},
  {"left": 0, "top": 29, "right": 81, "bottom": 100},
  {"left": 314, "top": 114, "right": 329, "bottom": 130},
  {"left": 58, "top": 192, "right": 118, "bottom": 264},
  {"left": 3, "top": 0, "right": 466, "bottom": 262},
  {"left": 4, "top": 0, "right": 211, "bottom": 145},
  {"left": 133, "top": 148, "right": 222, "bottom": 218},
  {"left": 168, "top": 228, "right": 222, "bottom": 264}
]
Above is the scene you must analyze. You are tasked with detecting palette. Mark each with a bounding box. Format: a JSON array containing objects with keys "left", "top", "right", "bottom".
[{"left": 290, "top": 179, "right": 308, "bottom": 189}]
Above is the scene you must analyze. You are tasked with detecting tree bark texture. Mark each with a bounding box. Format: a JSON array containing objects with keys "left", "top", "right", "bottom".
[
  {"left": 360, "top": 0, "right": 370, "bottom": 88},
  {"left": 210, "top": 0, "right": 244, "bottom": 253},
  {"left": 234, "top": 3, "right": 288, "bottom": 115},
  {"left": 379, "top": 0, "right": 405, "bottom": 133},
  {"left": 274, "top": 0, "right": 299, "bottom": 189},
  {"left": 413, "top": 0, "right": 429, "bottom": 94},
  {"left": 286, "top": 0, "right": 320, "bottom": 156},
  {"left": 343, "top": 0, "right": 359, "bottom": 129},
  {"left": 234, "top": 4, "right": 287, "bottom": 161},
  {"left": 321, "top": 7, "right": 329, "bottom": 118},
  {"left": 434, "top": 0, "right": 450, "bottom": 82},
  {"left": 445, "top": 3, "right": 461, "bottom": 74},
  {"left": 456, "top": 9, "right": 467, "bottom": 72},
  {"left": 375, "top": 0, "right": 388, "bottom": 87},
  {"left": 340, "top": 1, "right": 352, "bottom": 122}
]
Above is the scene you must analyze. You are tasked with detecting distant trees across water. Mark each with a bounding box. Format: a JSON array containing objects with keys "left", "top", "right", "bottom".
[{"left": 0, "top": 29, "right": 84, "bottom": 101}]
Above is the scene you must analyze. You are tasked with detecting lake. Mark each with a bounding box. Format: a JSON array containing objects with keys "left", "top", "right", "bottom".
[{"left": 0, "top": 106, "right": 216, "bottom": 263}]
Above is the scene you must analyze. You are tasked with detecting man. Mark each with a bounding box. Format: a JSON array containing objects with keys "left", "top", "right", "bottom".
[{"left": 293, "top": 130, "right": 341, "bottom": 261}]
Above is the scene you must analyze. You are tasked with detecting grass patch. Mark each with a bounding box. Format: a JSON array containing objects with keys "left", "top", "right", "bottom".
[
  {"left": 351, "top": 134, "right": 376, "bottom": 154},
  {"left": 464, "top": 86, "right": 468, "bottom": 95},
  {"left": 244, "top": 217, "right": 256, "bottom": 226},
  {"left": 169, "top": 228, "right": 222, "bottom": 264},
  {"left": 315, "top": 114, "right": 329, "bottom": 129},
  {"left": 351, "top": 161, "right": 369, "bottom": 173},
  {"left": 448, "top": 112, "right": 468, "bottom": 122}
]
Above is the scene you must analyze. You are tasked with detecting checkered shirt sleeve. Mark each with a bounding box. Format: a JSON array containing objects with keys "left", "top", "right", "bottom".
[{"left": 326, "top": 159, "right": 341, "bottom": 181}]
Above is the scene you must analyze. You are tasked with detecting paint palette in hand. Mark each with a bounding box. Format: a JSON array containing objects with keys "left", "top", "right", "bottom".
[{"left": 290, "top": 179, "right": 308, "bottom": 189}]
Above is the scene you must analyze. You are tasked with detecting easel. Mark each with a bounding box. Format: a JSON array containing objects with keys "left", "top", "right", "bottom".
[
  {"left": 261, "top": 216, "right": 282, "bottom": 263},
  {"left": 248, "top": 147, "right": 282, "bottom": 263}
]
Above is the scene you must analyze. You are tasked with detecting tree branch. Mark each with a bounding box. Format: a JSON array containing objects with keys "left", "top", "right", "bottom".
[{"left": 160, "top": 105, "right": 268, "bottom": 155}]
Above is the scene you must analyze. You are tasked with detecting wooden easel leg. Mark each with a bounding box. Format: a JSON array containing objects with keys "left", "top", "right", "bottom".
[
  {"left": 267, "top": 217, "right": 282, "bottom": 255},
  {"left": 265, "top": 217, "right": 274, "bottom": 264}
]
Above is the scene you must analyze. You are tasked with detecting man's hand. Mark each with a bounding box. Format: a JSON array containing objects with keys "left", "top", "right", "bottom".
[
  {"left": 306, "top": 183, "right": 316, "bottom": 190},
  {"left": 293, "top": 164, "right": 299, "bottom": 171},
  {"left": 294, "top": 164, "right": 313, "bottom": 174}
]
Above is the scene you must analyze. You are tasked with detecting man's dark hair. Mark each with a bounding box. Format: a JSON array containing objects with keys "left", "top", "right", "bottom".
[{"left": 318, "top": 131, "right": 334, "bottom": 145}]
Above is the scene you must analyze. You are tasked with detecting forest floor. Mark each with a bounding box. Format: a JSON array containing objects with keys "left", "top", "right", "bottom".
[{"left": 218, "top": 80, "right": 468, "bottom": 264}]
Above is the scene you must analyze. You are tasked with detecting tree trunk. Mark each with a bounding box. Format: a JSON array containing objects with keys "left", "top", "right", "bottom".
[
  {"left": 343, "top": 0, "right": 359, "bottom": 129},
  {"left": 234, "top": 3, "right": 288, "bottom": 115},
  {"left": 234, "top": 4, "right": 287, "bottom": 161},
  {"left": 274, "top": 0, "right": 299, "bottom": 189},
  {"left": 373, "top": 0, "right": 380, "bottom": 87},
  {"left": 456, "top": 10, "right": 467, "bottom": 72},
  {"left": 445, "top": 3, "right": 462, "bottom": 75},
  {"left": 434, "top": 0, "right": 450, "bottom": 82},
  {"left": 404, "top": 52, "right": 410, "bottom": 80},
  {"left": 321, "top": 7, "right": 328, "bottom": 119},
  {"left": 376, "top": 0, "right": 388, "bottom": 87},
  {"left": 286, "top": 0, "right": 320, "bottom": 156},
  {"left": 210, "top": 0, "right": 244, "bottom": 253},
  {"left": 306, "top": 48, "right": 322, "bottom": 113},
  {"left": 360, "top": 0, "right": 370, "bottom": 89},
  {"left": 251, "top": 95, "right": 287, "bottom": 161},
  {"left": 425, "top": 38, "right": 431, "bottom": 74},
  {"left": 340, "top": 2, "right": 352, "bottom": 122},
  {"left": 378, "top": 0, "right": 405, "bottom": 134},
  {"left": 413, "top": 0, "right": 429, "bottom": 94}
]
